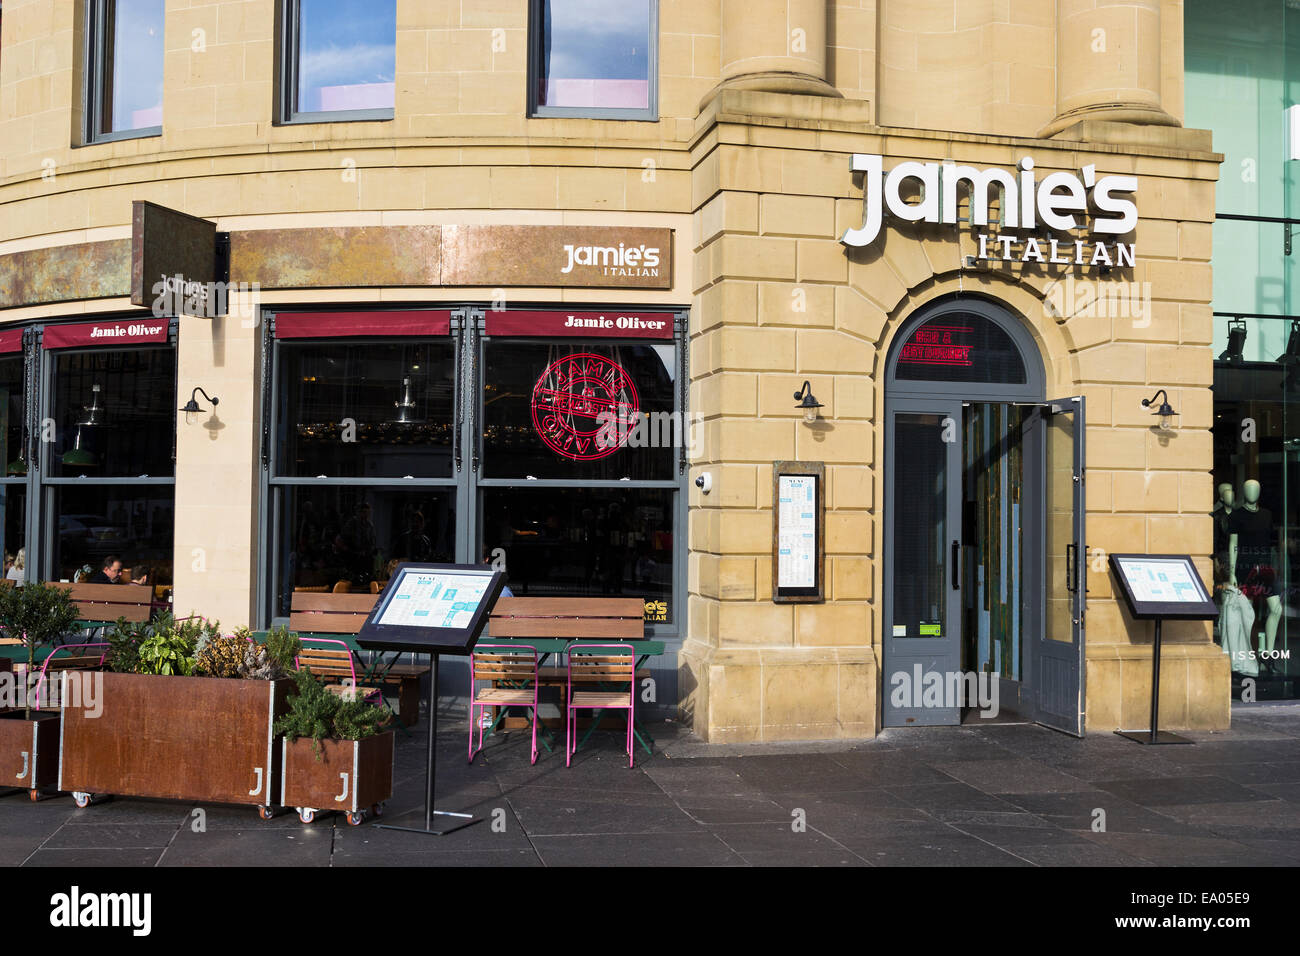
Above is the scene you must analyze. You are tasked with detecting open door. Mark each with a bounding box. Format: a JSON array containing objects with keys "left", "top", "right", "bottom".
[
  {"left": 1034, "top": 396, "right": 1086, "bottom": 736},
  {"left": 883, "top": 399, "right": 964, "bottom": 726}
]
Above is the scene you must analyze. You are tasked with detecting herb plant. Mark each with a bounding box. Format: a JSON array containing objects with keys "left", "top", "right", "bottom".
[
  {"left": 275, "top": 668, "right": 392, "bottom": 759},
  {"left": 0, "top": 582, "right": 82, "bottom": 717}
]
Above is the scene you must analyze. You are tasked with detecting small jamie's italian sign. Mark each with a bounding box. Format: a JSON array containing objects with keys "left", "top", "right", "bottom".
[
  {"left": 485, "top": 310, "right": 674, "bottom": 339},
  {"left": 43, "top": 319, "right": 169, "bottom": 349}
]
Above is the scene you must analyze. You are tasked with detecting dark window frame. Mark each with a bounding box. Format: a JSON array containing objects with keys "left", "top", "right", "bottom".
[
  {"left": 36, "top": 320, "right": 178, "bottom": 587},
  {"left": 527, "top": 0, "right": 659, "bottom": 121},
  {"left": 276, "top": 0, "right": 396, "bottom": 126},
  {"left": 82, "top": 0, "right": 163, "bottom": 145}
]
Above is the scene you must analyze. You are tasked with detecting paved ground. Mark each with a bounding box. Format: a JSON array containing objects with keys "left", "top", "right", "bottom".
[{"left": 4, "top": 704, "right": 1300, "bottom": 866}]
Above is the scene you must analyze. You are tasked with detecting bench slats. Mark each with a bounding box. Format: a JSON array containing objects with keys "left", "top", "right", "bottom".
[
  {"left": 491, "top": 597, "right": 644, "bottom": 617},
  {"left": 289, "top": 593, "right": 381, "bottom": 613},
  {"left": 49, "top": 582, "right": 153, "bottom": 623},
  {"left": 488, "top": 617, "right": 643, "bottom": 639}
]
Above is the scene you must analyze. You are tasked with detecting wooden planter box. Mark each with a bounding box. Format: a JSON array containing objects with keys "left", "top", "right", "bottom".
[
  {"left": 60, "top": 672, "right": 290, "bottom": 815},
  {"left": 280, "top": 730, "right": 394, "bottom": 826},
  {"left": 0, "top": 712, "right": 60, "bottom": 800}
]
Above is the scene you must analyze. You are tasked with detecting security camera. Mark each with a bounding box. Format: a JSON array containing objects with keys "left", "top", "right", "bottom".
[{"left": 694, "top": 473, "right": 712, "bottom": 494}]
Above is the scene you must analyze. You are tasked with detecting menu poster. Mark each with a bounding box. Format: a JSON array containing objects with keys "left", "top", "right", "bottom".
[
  {"left": 358, "top": 563, "right": 506, "bottom": 654},
  {"left": 1107, "top": 553, "right": 1218, "bottom": 621},
  {"left": 772, "top": 461, "right": 825, "bottom": 603},
  {"left": 378, "top": 570, "right": 493, "bottom": 629},
  {"left": 1117, "top": 558, "right": 1206, "bottom": 604},
  {"left": 778, "top": 476, "right": 817, "bottom": 588}
]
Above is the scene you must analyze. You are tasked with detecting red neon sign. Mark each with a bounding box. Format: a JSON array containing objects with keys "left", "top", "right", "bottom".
[
  {"left": 530, "top": 353, "right": 641, "bottom": 461},
  {"left": 899, "top": 324, "right": 974, "bottom": 367}
]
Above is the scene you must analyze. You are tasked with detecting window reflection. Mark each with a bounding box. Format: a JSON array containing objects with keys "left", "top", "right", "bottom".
[
  {"left": 275, "top": 486, "right": 455, "bottom": 615},
  {"left": 483, "top": 340, "right": 676, "bottom": 479},
  {"left": 483, "top": 487, "right": 672, "bottom": 622},
  {"left": 536, "top": 0, "right": 652, "bottom": 111},
  {"left": 50, "top": 348, "right": 176, "bottom": 478},
  {"left": 296, "top": 0, "right": 395, "bottom": 113},
  {"left": 278, "top": 341, "right": 454, "bottom": 478},
  {"left": 1213, "top": 349, "right": 1296, "bottom": 697},
  {"left": 103, "top": 0, "right": 164, "bottom": 133},
  {"left": 51, "top": 486, "right": 173, "bottom": 587}
]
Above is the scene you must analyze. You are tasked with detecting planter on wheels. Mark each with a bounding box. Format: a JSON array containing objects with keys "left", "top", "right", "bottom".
[
  {"left": 0, "top": 712, "right": 60, "bottom": 800},
  {"left": 281, "top": 730, "right": 394, "bottom": 826},
  {"left": 60, "top": 672, "right": 290, "bottom": 817}
]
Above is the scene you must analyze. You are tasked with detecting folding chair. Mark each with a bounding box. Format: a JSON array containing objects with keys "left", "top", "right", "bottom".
[
  {"left": 566, "top": 643, "right": 636, "bottom": 769},
  {"left": 469, "top": 644, "right": 541, "bottom": 766}
]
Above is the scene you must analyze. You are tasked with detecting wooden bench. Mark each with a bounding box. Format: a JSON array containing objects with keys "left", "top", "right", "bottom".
[
  {"left": 486, "top": 597, "right": 648, "bottom": 728},
  {"left": 48, "top": 582, "right": 153, "bottom": 628},
  {"left": 287, "top": 591, "right": 428, "bottom": 724}
]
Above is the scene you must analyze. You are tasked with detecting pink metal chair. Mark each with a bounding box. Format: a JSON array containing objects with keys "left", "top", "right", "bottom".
[
  {"left": 295, "top": 638, "right": 383, "bottom": 706},
  {"left": 32, "top": 642, "right": 110, "bottom": 711},
  {"left": 469, "top": 644, "right": 541, "bottom": 766},
  {"left": 566, "top": 643, "right": 636, "bottom": 769}
]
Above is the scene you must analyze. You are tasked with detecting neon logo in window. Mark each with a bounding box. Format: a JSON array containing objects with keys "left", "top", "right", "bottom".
[{"left": 530, "top": 353, "right": 641, "bottom": 461}]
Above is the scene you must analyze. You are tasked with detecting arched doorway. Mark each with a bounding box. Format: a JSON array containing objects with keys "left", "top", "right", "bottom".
[{"left": 882, "top": 296, "right": 1087, "bottom": 735}]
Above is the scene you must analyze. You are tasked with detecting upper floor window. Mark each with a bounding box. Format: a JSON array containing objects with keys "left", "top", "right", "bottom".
[
  {"left": 280, "top": 0, "right": 395, "bottom": 124},
  {"left": 529, "top": 0, "right": 657, "bottom": 120},
  {"left": 85, "top": 0, "right": 164, "bottom": 143}
]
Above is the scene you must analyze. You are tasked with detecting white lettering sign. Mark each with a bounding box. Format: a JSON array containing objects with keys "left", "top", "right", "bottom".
[{"left": 841, "top": 154, "right": 1138, "bottom": 250}]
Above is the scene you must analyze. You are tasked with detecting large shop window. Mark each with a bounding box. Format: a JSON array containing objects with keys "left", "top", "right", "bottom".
[
  {"left": 0, "top": 331, "right": 26, "bottom": 580},
  {"left": 480, "top": 316, "right": 684, "bottom": 625},
  {"left": 265, "top": 308, "right": 687, "bottom": 631},
  {"left": 42, "top": 321, "right": 176, "bottom": 587},
  {"left": 530, "top": 0, "right": 657, "bottom": 119},
  {"left": 269, "top": 312, "right": 456, "bottom": 616}
]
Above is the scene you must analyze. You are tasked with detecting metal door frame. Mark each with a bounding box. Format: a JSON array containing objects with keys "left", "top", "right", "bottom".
[
  {"left": 883, "top": 296, "right": 1047, "bottom": 728},
  {"left": 1027, "top": 395, "right": 1087, "bottom": 736}
]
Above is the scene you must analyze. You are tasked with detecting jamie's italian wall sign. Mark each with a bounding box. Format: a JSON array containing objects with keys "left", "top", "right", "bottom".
[
  {"left": 227, "top": 224, "right": 674, "bottom": 291},
  {"left": 840, "top": 153, "right": 1138, "bottom": 267}
]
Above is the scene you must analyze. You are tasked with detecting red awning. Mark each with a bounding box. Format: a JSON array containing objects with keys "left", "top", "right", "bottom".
[
  {"left": 485, "top": 310, "right": 675, "bottom": 339},
  {"left": 42, "top": 319, "right": 169, "bottom": 349},
  {"left": 0, "top": 329, "right": 23, "bottom": 354},
  {"left": 274, "top": 311, "right": 452, "bottom": 339}
]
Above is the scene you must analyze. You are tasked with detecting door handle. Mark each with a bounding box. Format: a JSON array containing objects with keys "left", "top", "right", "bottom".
[
  {"left": 1065, "top": 543, "right": 1076, "bottom": 593},
  {"left": 951, "top": 540, "right": 960, "bottom": 590}
]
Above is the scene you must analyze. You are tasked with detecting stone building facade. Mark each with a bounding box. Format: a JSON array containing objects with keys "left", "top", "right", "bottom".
[{"left": 0, "top": 0, "right": 1226, "bottom": 741}]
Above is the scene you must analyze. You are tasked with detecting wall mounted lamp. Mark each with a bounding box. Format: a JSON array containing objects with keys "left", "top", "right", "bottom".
[
  {"left": 1141, "top": 388, "right": 1177, "bottom": 429},
  {"left": 793, "top": 381, "right": 823, "bottom": 424},
  {"left": 180, "top": 387, "right": 220, "bottom": 414}
]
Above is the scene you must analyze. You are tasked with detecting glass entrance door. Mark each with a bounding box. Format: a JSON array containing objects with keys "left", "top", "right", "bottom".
[{"left": 883, "top": 399, "right": 963, "bottom": 726}]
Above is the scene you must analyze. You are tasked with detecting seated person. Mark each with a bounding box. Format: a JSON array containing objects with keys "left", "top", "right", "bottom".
[{"left": 86, "top": 555, "right": 148, "bottom": 586}]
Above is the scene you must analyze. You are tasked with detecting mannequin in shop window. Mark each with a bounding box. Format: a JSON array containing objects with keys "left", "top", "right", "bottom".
[
  {"left": 1228, "top": 478, "right": 1282, "bottom": 673},
  {"left": 1212, "top": 482, "right": 1234, "bottom": 585}
]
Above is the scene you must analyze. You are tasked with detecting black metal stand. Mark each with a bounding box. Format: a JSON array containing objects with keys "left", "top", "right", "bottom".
[
  {"left": 375, "top": 652, "right": 482, "bottom": 835},
  {"left": 1115, "top": 618, "right": 1193, "bottom": 745}
]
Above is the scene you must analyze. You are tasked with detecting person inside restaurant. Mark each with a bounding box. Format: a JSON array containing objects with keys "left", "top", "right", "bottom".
[{"left": 86, "top": 554, "right": 148, "bottom": 586}]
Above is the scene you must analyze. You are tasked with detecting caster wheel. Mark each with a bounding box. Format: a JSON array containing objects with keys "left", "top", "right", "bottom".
[
  {"left": 28, "top": 790, "right": 41, "bottom": 802},
  {"left": 347, "top": 812, "right": 365, "bottom": 827},
  {"left": 257, "top": 806, "right": 274, "bottom": 821},
  {"left": 73, "top": 791, "right": 91, "bottom": 809},
  {"left": 298, "top": 808, "right": 315, "bottom": 824},
  {"left": 370, "top": 802, "right": 385, "bottom": 818}
]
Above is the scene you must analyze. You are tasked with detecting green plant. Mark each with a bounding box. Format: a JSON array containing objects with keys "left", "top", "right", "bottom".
[
  {"left": 263, "top": 625, "right": 302, "bottom": 674},
  {"left": 0, "top": 581, "right": 82, "bottom": 718},
  {"left": 106, "top": 616, "right": 157, "bottom": 673},
  {"left": 274, "top": 668, "right": 391, "bottom": 759},
  {"left": 136, "top": 631, "right": 197, "bottom": 676}
]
